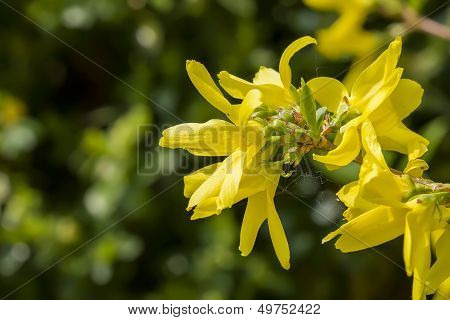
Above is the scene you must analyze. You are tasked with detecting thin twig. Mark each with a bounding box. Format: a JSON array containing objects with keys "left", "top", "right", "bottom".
[{"left": 402, "top": 7, "right": 450, "bottom": 41}]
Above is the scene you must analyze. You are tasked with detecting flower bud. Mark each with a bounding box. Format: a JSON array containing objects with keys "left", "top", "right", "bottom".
[{"left": 271, "top": 119, "right": 289, "bottom": 134}]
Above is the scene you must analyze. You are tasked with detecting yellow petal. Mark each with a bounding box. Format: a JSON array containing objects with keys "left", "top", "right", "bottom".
[
  {"left": 315, "top": 11, "right": 378, "bottom": 60},
  {"left": 217, "top": 71, "right": 254, "bottom": 100},
  {"left": 184, "top": 163, "right": 221, "bottom": 198},
  {"left": 239, "top": 191, "right": 268, "bottom": 256},
  {"left": 279, "top": 36, "right": 317, "bottom": 89},
  {"left": 218, "top": 71, "right": 293, "bottom": 107},
  {"left": 376, "top": 123, "right": 429, "bottom": 160},
  {"left": 389, "top": 79, "right": 423, "bottom": 120},
  {"left": 352, "top": 37, "right": 402, "bottom": 95},
  {"left": 433, "top": 278, "right": 450, "bottom": 300},
  {"left": 323, "top": 206, "right": 406, "bottom": 252},
  {"left": 358, "top": 122, "right": 408, "bottom": 206},
  {"left": 337, "top": 181, "right": 359, "bottom": 208},
  {"left": 191, "top": 197, "right": 219, "bottom": 220},
  {"left": 159, "top": 119, "right": 241, "bottom": 156},
  {"left": 217, "top": 150, "right": 245, "bottom": 210},
  {"left": 343, "top": 57, "right": 375, "bottom": 89},
  {"left": 238, "top": 89, "right": 262, "bottom": 127},
  {"left": 253, "top": 67, "right": 283, "bottom": 86},
  {"left": 303, "top": 0, "right": 343, "bottom": 10},
  {"left": 265, "top": 175, "right": 290, "bottom": 269},
  {"left": 337, "top": 183, "right": 378, "bottom": 219},
  {"left": 360, "top": 120, "right": 388, "bottom": 168},
  {"left": 426, "top": 228, "right": 450, "bottom": 294},
  {"left": 313, "top": 125, "right": 361, "bottom": 167},
  {"left": 235, "top": 171, "right": 270, "bottom": 201},
  {"left": 338, "top": 183, "right": 375, "bottom": 219},
  {"left": 190, "top": 170, "right": 269, "bottom": 220},
  {"left": 351, "top": 37, "right": 402, "bottom": 113},
  {"left": 307, "top": 77, "right": 349, "bottom": 113},
  {"left": 403, "top": 203, "right": 433, "bottom": 300},
  {"left": 369, "top": 99, "right": 401, "bottom": 134},
  {"left": 370, "top": 79, "right": 423, "bottom": 135},
  {"left": 354, "top": 68, "right": 403, "bottom": 116},
  {"left": 403, "top": 159, "right": 429, "bottom": 178},
  {"left": 187, "top": 154, "right": 233, "bottom": 210},
  {"left": 186, "top": 60, "right": 238, "bottom": 122}
]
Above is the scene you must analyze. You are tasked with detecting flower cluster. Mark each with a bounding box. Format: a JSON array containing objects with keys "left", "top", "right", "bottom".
[{"left": 159, "top": 36, "right": 449, "bottom": 299}]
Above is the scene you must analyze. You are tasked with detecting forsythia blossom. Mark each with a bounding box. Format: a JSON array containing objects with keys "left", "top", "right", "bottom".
[
  {"left": 160, "top": 33, "right": 449, "bottom": 299},
  {"left": 303, "top": 0, "right": 379, "bottom": 59},
  {"left": 308, "top": 37, "right": 429, "bottom": 168},
  {"left": 322, "top": 121, "right": 449, "bottom": 299},
  {"left": 160, "top": 37, "right": 317, "bottom": 269}
]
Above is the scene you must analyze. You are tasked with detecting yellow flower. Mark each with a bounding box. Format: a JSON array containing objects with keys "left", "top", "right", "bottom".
[
  {"left": 322, "top": 120, "right": 448, "bottom": 299},
  {"left": 432, "top": 278, "right": 450, "bottom": 300},
  {"left": 425, "top": 225, "right": 450, "bottom": 299},
  {"left": 217, "top": 36, "right": 317, "bottom": 108},
  {"left": 160, "top": 60, "right": 291, "bottom": 269},
  {"left": 303, "top": 0, "right": 379, "bottom": 59},
  {"left": 308, "top": 37, "right": 429, "bottom": 167}
]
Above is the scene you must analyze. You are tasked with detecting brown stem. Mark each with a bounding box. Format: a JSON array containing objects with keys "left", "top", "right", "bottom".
[{"left": 402, "top": 7, "right": 450, "bottom": 41}]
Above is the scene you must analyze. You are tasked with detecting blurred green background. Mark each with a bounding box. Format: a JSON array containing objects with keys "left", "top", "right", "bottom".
[{"left": 0, "top": 0, "right": 448, "bottom": 299}]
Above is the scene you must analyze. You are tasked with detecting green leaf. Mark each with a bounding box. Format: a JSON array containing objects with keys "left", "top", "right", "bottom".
[{"left": 299, "top": 78, "right": 319, "bottom": 140}]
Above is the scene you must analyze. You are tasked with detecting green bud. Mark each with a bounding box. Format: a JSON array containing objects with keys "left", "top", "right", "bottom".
[
  {"left": 252, "top": 110, "right": 277, "bottom": 119},
  {"left": 269, "top": 136, "right": 281, "bottom": 144},
  {"left": 263, "top": 126, "right": 273, "bottom": 137},
  {"left": 253, "top": 117, "right": 268, "bottom": 126},
  {"left": 271, "top": 119, "right": 289, "bottom": 134},
  {"left": 281, "top": 110, "right": 294, "bottom": 122},
  {"left": 294, "top": 128, "right": 305, "bottom": 139}
]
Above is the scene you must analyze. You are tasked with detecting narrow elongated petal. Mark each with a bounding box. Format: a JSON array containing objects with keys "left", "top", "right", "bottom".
[
  {"left": 217, "top": 150, "right": 245, "bottom": 210},
  {"left": 238, "top": 89, "right": 262, "bottom": 127},
  {"left": 253, "top": 67, "right": 283, "bottom": 86},
  {"left": 159, "top": 119, "right": 241, "bottom": 156},
  {"left": 370, "top": 100, "right": 401, "bottom": 134},
  {"left": 313, "top": 125, "right": 361, "bottom": 166},
  {"left": 279, "top": 36, "right": 317, "bottom": 89},
  {"left": 337, "top": 181, "right": 359, "bottom": 208},
  {"left": 186, "top": 60, "right": 238, "bottom": 122},
  {"left": 323, "top": 206, "right": 406, "bottom": 252},
  {"left": 425, "top": 228, "right": 450, "bottom": 294},
  {"left": 389, "top": 79, "right": 423, "bottom": 120},
  {"left": 191, "top": 197, "right": 219, "bottom": 220},
  {"left": 403, "top": 159, "right": 428, "bottom": 178},
  {"left": 360, "top": 120, "right": 387, "bottom": 167},
  {"left": 354, "top": 68, "right": 403, "bottom": 116},
  {"left": 265, "top": 175, "right": 290, "bottom": 270},
  {"left": 403, "top": 203, "right": 433, "bottom": 299},
  {"left": 433, "top": 278, "right": 450, "bottom": 300},
  {"left": 239, "top": 191, "right": 268, "bottom": 256},
  {"left": 358, "top": 121, "right": 409, "bottom": 206},
  {"left": 267, "top": 200, "right": 290, "bottom": 270},
  {"left": 377, "top": 123, "right": 429, "bottom": 160},
  {"left": 217, "top": 71, "right": 255, "bottom": 99},
  {"left": 351, "top": 37, "right": 402, "bottom": 105},
  {"left": 188, "top": 154, "right": 234, "bottom": 210},
  {"left": 218, "top": 71, "right": 293, "bottom": 107},
  {"left": 307, "top": 77, "right": 349, "bottom": 113},
  {"left": 315, "top": 11, "right": 378, "bottom": 59},
  {"left": 303, "top": 0, "right": 343, "bottom": 10},
  {"left": 184, "top": 163, "right": 221, "bottom": 198},
  {"left": 188, "top": 159, "right": 270, "bottom": 218}
]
